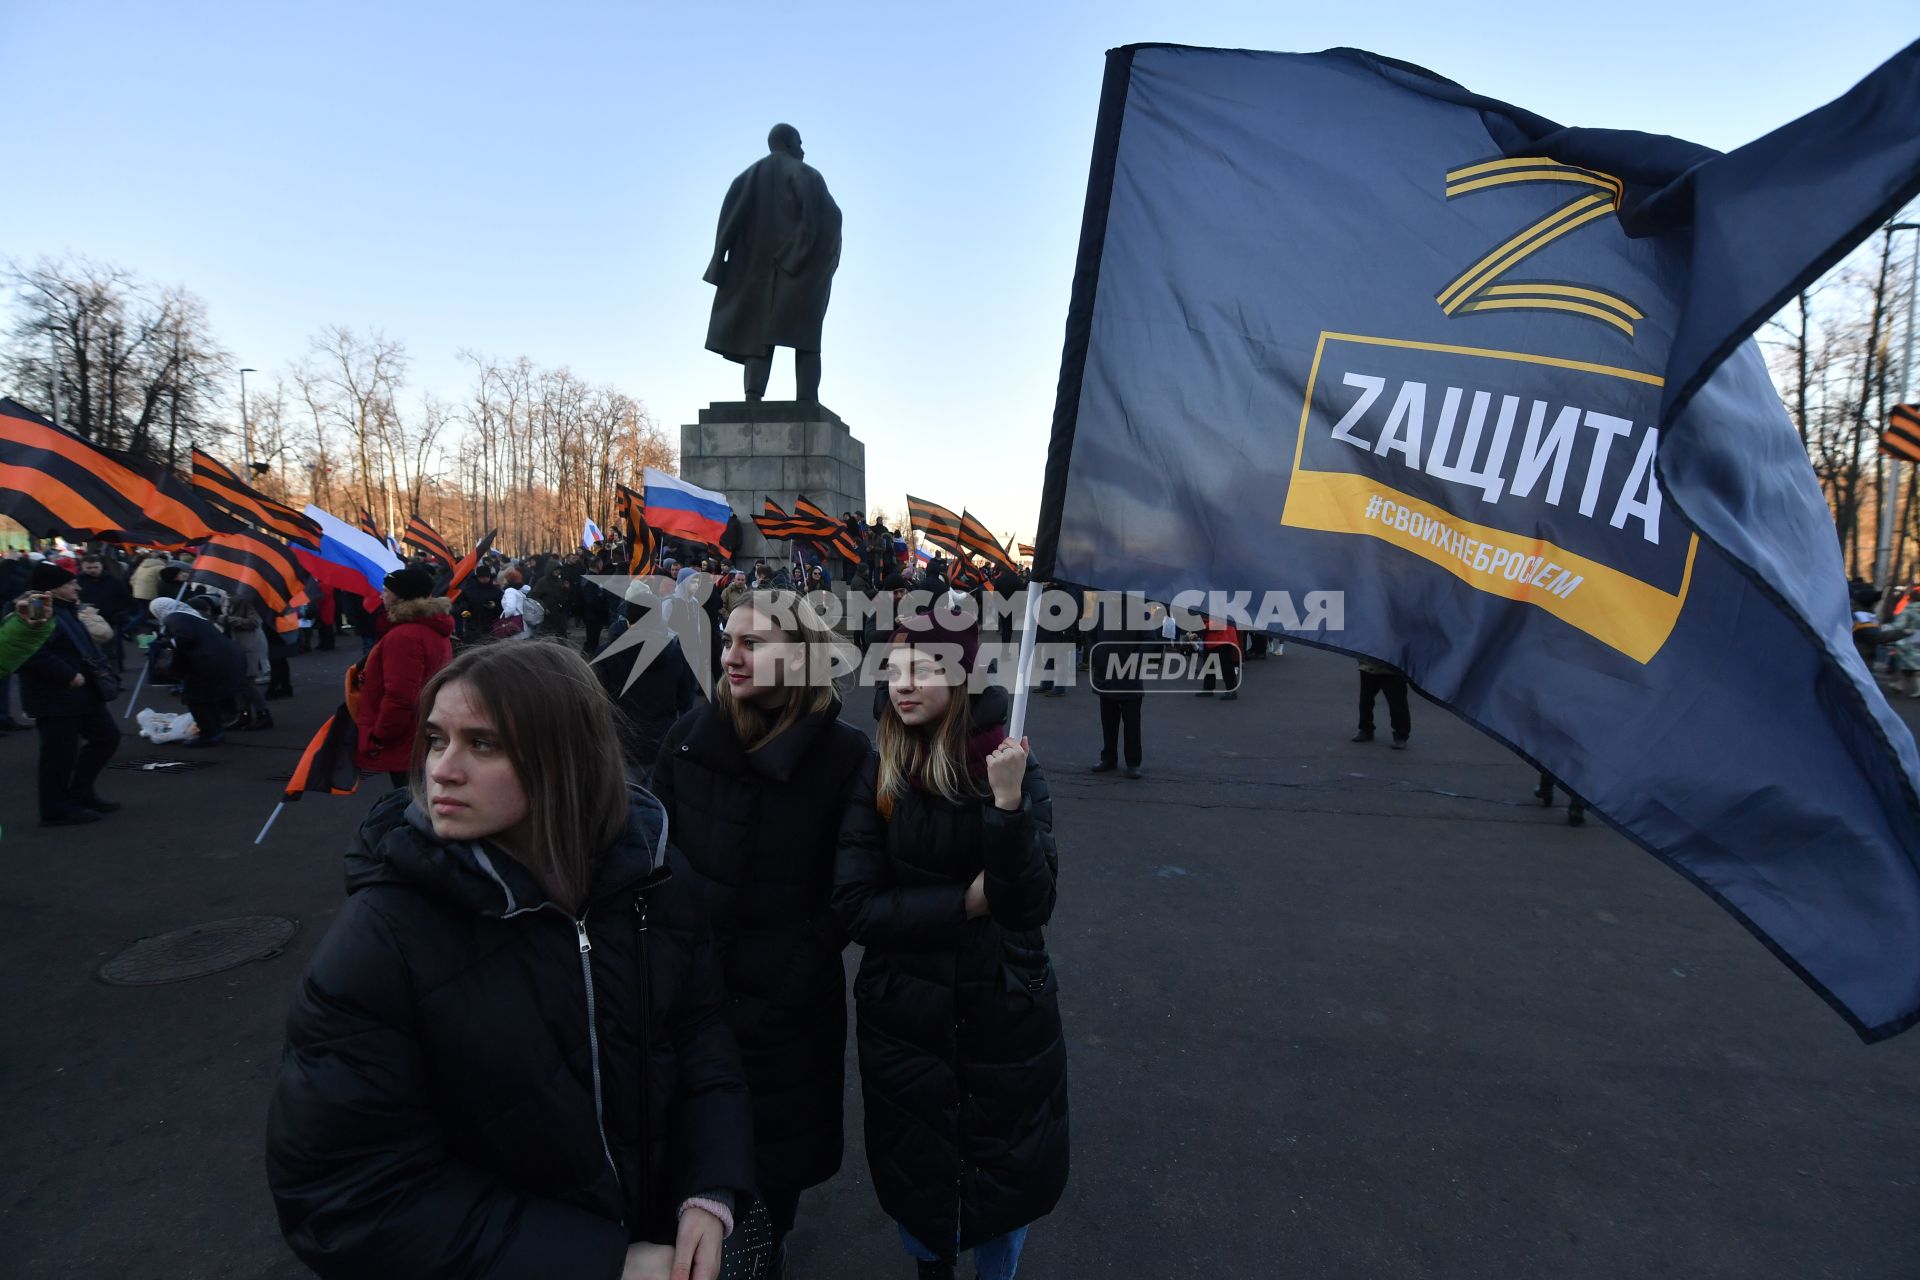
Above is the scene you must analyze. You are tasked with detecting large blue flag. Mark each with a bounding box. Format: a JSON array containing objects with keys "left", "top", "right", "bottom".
[{"left": 1036, "top": 43, "right": 1920, "bottom": 1040}]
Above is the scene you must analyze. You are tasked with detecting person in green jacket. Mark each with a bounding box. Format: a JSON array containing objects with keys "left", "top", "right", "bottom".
[
  {"left": 1, "top": 593, "right": 55, "bottom": 839},
  {"left": 0, "top": 594, "right": 54, "bottom": 677}
]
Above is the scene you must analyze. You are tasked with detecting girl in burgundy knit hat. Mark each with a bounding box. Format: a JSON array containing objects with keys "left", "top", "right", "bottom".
[{"left": 833, "top": 606, "right": 1068, "bottom": 1280}]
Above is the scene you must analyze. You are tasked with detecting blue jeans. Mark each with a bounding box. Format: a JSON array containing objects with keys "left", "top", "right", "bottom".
[{"left": 898, "top": 1224, "right": 1029, "bottom": 1280}]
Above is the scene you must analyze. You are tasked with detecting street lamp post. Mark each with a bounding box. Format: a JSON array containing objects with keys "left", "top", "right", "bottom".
[
  {"left": 49, "top": 330, "right": 62, "bottom": 430},
  {"left": 1875, "top": 224, "right": 1919, "bottom": 603},
  {"left": 239, "top": 367, "right": 257, "bottom": 471}
]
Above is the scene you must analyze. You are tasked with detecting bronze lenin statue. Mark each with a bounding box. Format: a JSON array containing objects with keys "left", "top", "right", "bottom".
[{"left": 703, "top": 123, "right": 843, "bottom": 402}]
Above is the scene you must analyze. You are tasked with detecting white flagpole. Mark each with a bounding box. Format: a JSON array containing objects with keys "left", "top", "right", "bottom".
[
  {"left": 1007, "top": 581, "right": 1044, "bottom": 743},
  {"left": 254, "top": 801, "right": 286, "bottom": 846},
  {"left": 120, "top": 657, "right": 152, "bottom": 722},
  {"left": 123, "top": 573, "right": 194, "bottom": 720}
]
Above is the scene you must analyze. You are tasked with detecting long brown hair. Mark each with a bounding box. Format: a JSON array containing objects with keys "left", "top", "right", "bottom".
[
  {"left": 718, "top": 589, "right": 849, "bottom": 753},
  {"left": 411, "top": 641, "right": 628, "bottom": 913},
  {"left": 875, "top": 650, "right": 981, "bottom": 806}
]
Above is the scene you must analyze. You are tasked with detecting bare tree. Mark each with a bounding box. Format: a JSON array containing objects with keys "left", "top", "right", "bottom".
[
  {"left": 311, "top": 326, "right": 408, "bottom": 528},
  {"left": 246, "top": 377, "right": 296, "bottom": 501},
  {"left": 1763, "top": 230, "right": 1915, "bottom": 578},
  {"left": 3, "top": 256, "right": 230, "bottom": 460},
  {"left": 293, "top": 363, "right": 341, "bottom": 511},
  {"left": 394, "top": 393, "right": 453, "bottom": 519},
  {"left": 2, "top": 259, "right": 691, "bottom": 557}
]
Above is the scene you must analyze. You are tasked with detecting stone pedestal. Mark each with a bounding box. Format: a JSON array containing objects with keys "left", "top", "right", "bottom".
[{"left": 679, "top": 401, "right": 866, "bottom": 563}]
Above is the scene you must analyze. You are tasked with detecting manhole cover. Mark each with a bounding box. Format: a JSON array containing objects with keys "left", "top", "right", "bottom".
[{"left": 98, "top": 916, "right": 299, "bottom": 986}]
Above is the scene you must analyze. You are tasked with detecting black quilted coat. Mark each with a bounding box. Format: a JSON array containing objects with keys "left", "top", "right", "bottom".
[
  {"left": 650, "top": 698, "right": 870, "bottom": 1196},
  {"left": 265, "top": 787, "right": 752, "bottom": 1279},
  {"left": 832, "top": 696, "right": 1069, "bottom": 1253}
]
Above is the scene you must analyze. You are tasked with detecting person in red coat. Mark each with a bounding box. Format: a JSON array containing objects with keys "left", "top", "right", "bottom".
[
  {"left": 355, "top": 568, "right": 454, "bottom": 786},
  {"left": 1197, "top": 617, "right": 1243, "bottom": 700}
]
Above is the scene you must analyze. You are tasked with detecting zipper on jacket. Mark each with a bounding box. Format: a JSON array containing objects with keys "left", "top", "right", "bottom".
[
  {"left": 953, "top": 1003, "right": 965, "bottom": 1255},
  {"left": 572, "top": 913, "right": 624, "bottom": 1219}
]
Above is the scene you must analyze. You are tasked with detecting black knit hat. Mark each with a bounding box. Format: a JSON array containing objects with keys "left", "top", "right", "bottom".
[
  {"left": 29, "top": 562, "right": 75, "bottom": 591},
  {"left": 383, "top": 567, "right": 435, "bottom": 600}
]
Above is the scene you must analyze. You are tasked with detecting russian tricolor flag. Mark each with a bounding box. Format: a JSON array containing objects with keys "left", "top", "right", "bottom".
[
  {"left": 643, "top": 467, "right": 732, "bottom": 547},
  {"left": 294, "top": 504, "right": 404, "bottom": 596}
]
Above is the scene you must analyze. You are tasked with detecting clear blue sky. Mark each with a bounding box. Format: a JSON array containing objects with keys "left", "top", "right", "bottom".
[{"left": 3, "top": 1, "right": 1913, "bottom": 545}]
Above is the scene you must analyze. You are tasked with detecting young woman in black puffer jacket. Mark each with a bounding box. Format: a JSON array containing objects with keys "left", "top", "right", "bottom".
[
  {"left": 266, "top": 641, "right": 755, "bottom": 1280},
  {"left": 834, "top": 607, "right": 1068, "bottom": 1280},
  {"left": 650, "top": 588, "right": 869, "bottom": 1277}
]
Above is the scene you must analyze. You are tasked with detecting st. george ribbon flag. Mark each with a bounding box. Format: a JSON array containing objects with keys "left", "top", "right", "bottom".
[{"left": 1035, "top": 42, "right": 1920, "bottom": 1040}]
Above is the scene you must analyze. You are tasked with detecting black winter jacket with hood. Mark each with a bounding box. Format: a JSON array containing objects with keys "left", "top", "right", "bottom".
[
  {"left": 650, "top": 696, "right": 870, "bottom": 1195},
  {"left": 832, "top": 685, "right": 1070, "bottom": 1253},
  {"left": 596, "top": 629, "right": 699, "bottom": 776},
  {"left": 266, "top": 786, "right": 753, "bottom": 1279}
]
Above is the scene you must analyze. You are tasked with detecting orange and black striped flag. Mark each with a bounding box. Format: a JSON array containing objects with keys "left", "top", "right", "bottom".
[
  {"left": 284, "top": 661, "right": 367, "bottom": 802},
  {"left": 403, "top": 515, "right": 455, "bottom": 566},
  {"left": 921, "top": 526, "right": 968, "bottom": 559},
  {"left": 793, "top": 495, "right": 862, "bottom": 561},
  {"left": 446, "top": 530, "right": 497, "bottom": 601},
  {"left": 358, "top": 508, "right": 380, "bottom": 539},
  {"left": 957, "top": 510, "right": 1017, "bottom": 574},
  {"left": 948, "top": 555, "right": 988, "bottom": 591},
  {"left": 189, "top": 530, "right": 307, "bottom": 617},
  {"left": 618, "top": 484, "right": 658, "bottom": 576},
  {"left": 905, "top": 494, "right": 967, "bottom": 559},
  {"left": 629, "top": 517, "right": 660, "bottom": 577},
  {"left": 1882, "top": 404, "right": 1920, "bottom": 463},
  {"left": 618, "top": 482, "right": 646, "bottom": 535},
  {"left": 190, "top": 448, "right": 321, "bottom": 545},
  {"left": 284, "top": 708, "right": 362, "bottom": 800},
  {"left": 753, "top": 498, "right": 813, "bottom": 541},
  {"left": 1017, "top": 543, "right": 1036, "bottom": 559},
  {"left": 274, "top": 583, "right": 310, "bottom": 635},
  {"left": 0, "top": 396, "right": 234, "bottom": 544}
]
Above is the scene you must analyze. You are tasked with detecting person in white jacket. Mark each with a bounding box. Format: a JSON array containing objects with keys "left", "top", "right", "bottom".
[{"left": 496, "top": 566, "right": 543, "bottom": 641}]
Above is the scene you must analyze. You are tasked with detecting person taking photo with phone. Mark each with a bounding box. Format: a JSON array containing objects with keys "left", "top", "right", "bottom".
[{"left": 16, "top": 562, "right": 122, "bottom": 826}]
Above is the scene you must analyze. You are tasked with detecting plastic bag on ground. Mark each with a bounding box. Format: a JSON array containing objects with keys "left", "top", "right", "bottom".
[{"left": 136, "top": 708, "right": 199, "bottom": 744}]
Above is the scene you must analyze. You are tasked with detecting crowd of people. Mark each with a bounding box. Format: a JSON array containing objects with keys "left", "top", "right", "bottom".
[
  {"left": 0, "top": 544, "right": 316, "bottom": 825},
  {"left": 242, "top": 556, "right": 1066, "bottom": 1280},
  {"left": 0, "top": 531, "right": 1357, "bottom": 836},
  {"left": 0, "top": 526, "right": 992, "bottom": 1278},
  {"left": 0, "top": 532, "right": 1076, "bottom": 1277},
  {"left": 0, "top": 521, "right": 1625, "bottom": 1275},
  {"left": 2, "top": 524, "right": 1525, "bottom": 1279}
]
